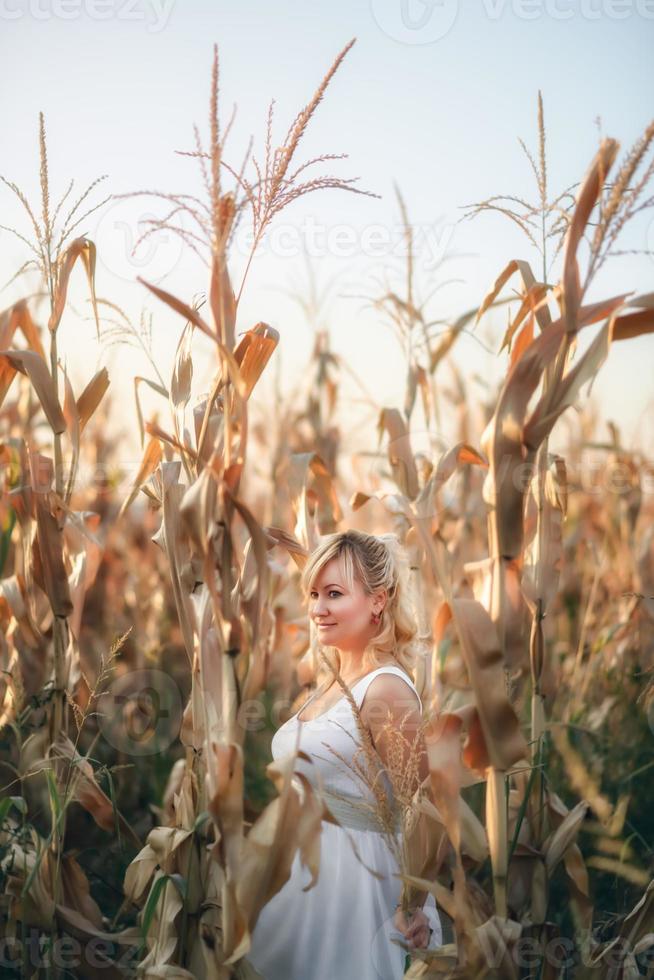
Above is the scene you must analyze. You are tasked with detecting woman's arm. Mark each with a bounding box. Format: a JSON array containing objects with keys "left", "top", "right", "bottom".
[
  {"left": 361, "top": 673, "right": 430, "bottom": 794},
  {"left": 361, "top": 674, "right": 431, "bottom": 914}
]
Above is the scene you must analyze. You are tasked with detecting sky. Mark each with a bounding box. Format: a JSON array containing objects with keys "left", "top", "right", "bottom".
[{"left": 1, "top": 0, "right": 653, "bottom": 481}]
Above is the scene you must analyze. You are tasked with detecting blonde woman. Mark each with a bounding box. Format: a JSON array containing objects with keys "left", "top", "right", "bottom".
[{"left": 248, "top": 530, "right": 442, "bottom": 979}]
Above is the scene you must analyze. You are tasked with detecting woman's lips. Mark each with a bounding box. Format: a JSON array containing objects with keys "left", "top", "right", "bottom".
[{"left": 317, "top": 623, "right": 337, "bottom": 628}]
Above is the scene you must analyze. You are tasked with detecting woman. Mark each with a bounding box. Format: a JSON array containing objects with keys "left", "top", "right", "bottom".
[{"left": 247, "top": 530, "right": 442, "bottom": 979}]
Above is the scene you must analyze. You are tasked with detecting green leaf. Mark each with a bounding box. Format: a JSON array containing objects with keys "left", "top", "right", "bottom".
[
  {"left": 168, "top": 873, "right": 187, "bottom": 900},
  {"left": 0, "top": 506, "right": 16, "bottom": 576},
  {"left": 193, "top": 810, "right": 210, "bottom": 832},
  {"left": 141, "top": 873, "right": 171, "bottom": 942}
]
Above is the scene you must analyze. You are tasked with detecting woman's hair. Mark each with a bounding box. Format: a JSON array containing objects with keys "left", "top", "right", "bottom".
[{"left": 300, "top": 529, "right": 422, "bottom": 683}]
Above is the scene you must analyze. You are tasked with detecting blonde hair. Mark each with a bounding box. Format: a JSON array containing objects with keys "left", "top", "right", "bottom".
[{"left": 300, "top": 530, "right": 421, "bottom": 685}]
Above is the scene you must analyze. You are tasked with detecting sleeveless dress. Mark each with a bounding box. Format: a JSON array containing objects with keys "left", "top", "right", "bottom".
[{"left": 246, "top": 665, "right": 443, "bottom": 980}]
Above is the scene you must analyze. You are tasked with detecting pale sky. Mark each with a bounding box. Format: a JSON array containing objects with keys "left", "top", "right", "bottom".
[{"left": 1, "top": 0, "right": 653, "bottom": 479}]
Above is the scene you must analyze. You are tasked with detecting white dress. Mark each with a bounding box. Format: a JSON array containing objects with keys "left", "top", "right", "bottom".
[{"left": 246, "top": 665, "right": 443, "bottom": 980}]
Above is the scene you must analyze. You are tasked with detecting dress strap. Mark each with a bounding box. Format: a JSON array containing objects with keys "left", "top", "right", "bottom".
[{"left": 353, "top": 665, "right": 422, "bottom": 713}]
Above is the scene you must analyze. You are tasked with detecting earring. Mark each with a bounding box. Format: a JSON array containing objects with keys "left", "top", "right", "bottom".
[{"left": 370, "top": 610, "right": 381, "bottom": 625}]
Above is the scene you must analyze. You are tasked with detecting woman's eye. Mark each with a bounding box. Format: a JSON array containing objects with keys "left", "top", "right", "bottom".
[{"left": 329, "top": 591, "right": 342, "bottom": 598}]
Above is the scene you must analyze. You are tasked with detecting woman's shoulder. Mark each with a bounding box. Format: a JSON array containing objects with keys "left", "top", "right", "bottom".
[{"left": 359, "top": 664, "right": 421, "bottom": 713}]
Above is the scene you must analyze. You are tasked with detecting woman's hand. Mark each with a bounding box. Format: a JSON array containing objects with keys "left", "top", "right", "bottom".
[{"left": 392, "top": 905, "right": 432, "bottom": 950}]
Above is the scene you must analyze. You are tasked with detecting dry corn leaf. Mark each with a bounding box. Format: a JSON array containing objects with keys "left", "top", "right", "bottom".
[
  {"left": 54, "top": 851, "right": 104, "bottom": 928},
  {"left": 118, "top": 434, "right": 162, "bottom": 518},
  {"left": 0, "top": 573, "right": 42, "bottom": 647},
  {"left": 0, "top": 349, "right": 66, "bottom": 434},
  {"left": 48, "top": 236, "right": 100, "bottom": 336},
  {"left": 524, "top": 319, "right": 614, "bottom": 450},
  {"left": 509, "top": 316, "right": 534, "bottom": 369},
  {"left": 235, "top": 760, "right": 324, "bottom": 958},
  {"left": 289, "top": 452, "right": 342, "bottom": 550},
  {"left": 138, "top": 871, "right": 185, "bottom": 974},
  {"left": 124, "top": 843, "right": 159, "bottom": 905},
  {"left": 208, "top": 741, "right": 247, "bottom": 960},
  {"left": 263, "top": 525, "right": 308, "bottom": 570},
  {"left": 160, "top": 462, "right": 195, "bottom": 664},
  {"left": 416, "top": 442, "right": 487, "bottom": 525},
  {"left": 189, "top": 586, "right": 220, "bottom": 750},
  {"left": 500, "top": 282, "right": 549, "bottom": 352},
  {"left": 544, "top": 800, "right": 589, "bottom": 872},
  {"left": 232, "top": 322, "right": 279, "bottom": 400},
  {"left": 474, "top": 915, "right": 522, "bottom": 980},
  {"left": 402, "top": 792, "right": 449, "bottom": 904},
  {"left": 482, "top": 291, "right": 630, "bottom": 561},
  {"left": 0, "top": 298, "right": 45, "bottom": 358},
  {"left": 377, "top": 408, "right": 419, "bottom": 500},
  {"left": 424, "top": 712, "right": 465, "bottom": 855},
  {"left": 476, "top": 258, "right": 551, "bottom": 333},
  {"left": 564, "top": 842, "right": 593, "bottom": 932},
  {"left": 170, "top": 318, "right": 194, "bottom": 411},
  {"left": 76, "top": 366, "right": 110, "bottom": 432},
  {"left": 448, "top": 598, "right": 528, "bottom": 771},
  {"left": 585, "top": 856, "right": 649, "bottom": 887},
  {"left": 210, "top": 250, "right": 236, "bottom": 349},
  {"left": 29, "top": 452, "right": 73, "bottom": 617},
  {"left": 2, "top": 835, "right": 55, "bottom": 929},
  {"left": 138, "top": 276, "right": 215, "bottom": 342},
  {"left": 62, "top": 366, "right": 80, "bottom": 501},
  {"left": 561, "top": 139, "right": 619, "bottom": 335},
  {"left": 49, "top": 735, "right": 118, "bottom": 835},
  {"left": 228, "top": 490, "right": 271, "bottom": 657}
]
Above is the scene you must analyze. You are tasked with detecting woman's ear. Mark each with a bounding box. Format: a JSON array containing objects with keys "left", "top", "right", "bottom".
[{"left": 374, "top": 587, "right": 388, "bottom": 615}]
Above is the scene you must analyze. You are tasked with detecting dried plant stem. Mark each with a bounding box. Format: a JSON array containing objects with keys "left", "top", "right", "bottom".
[
  {"left": 529, "top": 443, "right": 548, "bottom": 847},
  {"left": 487, "top": 455, "right": 512, "bottom": 919},
  {"left": 486, "top": 766, "right": 508, "bottom": 917}
]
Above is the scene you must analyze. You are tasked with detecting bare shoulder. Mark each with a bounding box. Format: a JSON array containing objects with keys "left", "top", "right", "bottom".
[{"left": 361, "top": 672, "right": 421, "bottom": 725}]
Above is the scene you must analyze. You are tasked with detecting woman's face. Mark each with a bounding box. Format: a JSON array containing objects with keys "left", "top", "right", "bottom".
[{"left": 308, "top": 556, "right": 381, "bottom": 655}]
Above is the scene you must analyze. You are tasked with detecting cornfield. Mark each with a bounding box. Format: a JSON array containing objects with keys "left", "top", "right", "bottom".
[{"left": 1, "top": 37, "right": 653, "bottom": 980}]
